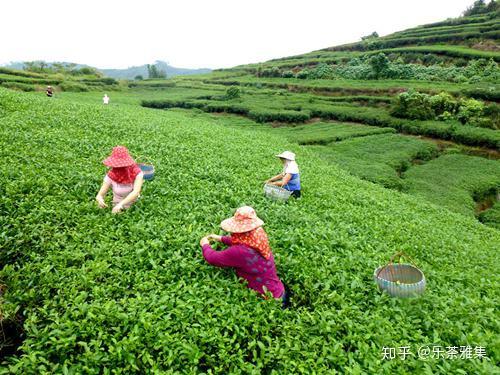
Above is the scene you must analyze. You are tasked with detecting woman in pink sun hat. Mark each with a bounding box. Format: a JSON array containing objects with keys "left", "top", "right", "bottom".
[
  {"left": 95, "top": 146, "right": 144, "bottom": 214},
  {"left": 200, "top": 206, "right": 288, "bottom": 307}
]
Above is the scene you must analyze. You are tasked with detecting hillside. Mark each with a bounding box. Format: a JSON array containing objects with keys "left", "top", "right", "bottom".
[
  {"left": 0, "top": 66, "right": 120, "bottom": 93},
  {"left": 132, "top": 6, "right": 499, "bottom": 229},
  {"left": 1, "top": 87, "right": 499, "bottom": 373}
]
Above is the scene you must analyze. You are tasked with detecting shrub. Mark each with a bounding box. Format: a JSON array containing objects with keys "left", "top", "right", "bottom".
[
  {"left": 248, "top": 109, "right": 310, "bottom": 123},
  {"left": 0, "top": 81, "right": 36, "bottom": 92},
  {"left": 483, "top": 103, "right": 500, "bottom": 129},
  {"left": 295, "top": 69, "right": 311, "bottom": 79},
  {"left": 59, "top": 82, "right": 89, "bottom": 92},
  {"left": 260, "top": 67, "right": 281, "bottom": 78},
  {"left": 310, "top": 63, "right": 334, "bottom": 79},
  {"left": 204, "top": 103, "right": 249, "bottom": 115},
  {"left": 225, "top": 86, "right": 240, "bottom": 100},
  {"left": 429, "top": 92, "right": 459, "bottom": 116},
  {"left": 457, "top": 98, "right": 485, "bottom": 124},
  {"left": 390, "top": 90, "right": 435, "bottom": 120},
  {"left": 369, "top": 53, "right": 390, "bottom": 79},
  {"left": 452, "top": 123, "right": 500, "bottom": 149}
]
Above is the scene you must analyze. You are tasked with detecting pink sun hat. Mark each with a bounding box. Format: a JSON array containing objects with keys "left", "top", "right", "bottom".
[
  {"left": 102, "top": 146, "right": 136, "bottom": 168},
  {"left": 220, "top": 206, "right": 264, "bottom": 233}
]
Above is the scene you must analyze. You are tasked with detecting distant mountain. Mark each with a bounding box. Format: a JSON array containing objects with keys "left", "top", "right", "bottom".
[
  {"left": 100, "top": 61, "right": 211, "bottom": 79},
  {"left": 3, "top": 60, "right": 211, "bottom": 79}
]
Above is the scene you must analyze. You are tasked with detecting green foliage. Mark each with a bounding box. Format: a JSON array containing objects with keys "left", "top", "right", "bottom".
[
  {"left": 361, "top": 31, "right": 379, "bottom": 41},
  {"left": 248, "top": 109, "right": 310, "bottom": 123},
  {"left": 134, "top": 75, "right": 144, "bottom": 80},
  {"left": 295, "top": 69, "right": 311, "bottom": 79},
  {"left": 147, "top": 64, "right": 167, "bottom": 79},
  {"left": 404, "top": 154, "right": 500, "bottom": 217},
  {"left": 463, "top": 0, "right": 489, "bottom": 16},
  {"left": 22, "top": 61, "right": 103, "bottom": 77},
  {"left": 225, "top": 86, "right": 240, "bottom": 100},
  {"left": 369, "top": 53, "right": 390, "bottom": 79},
  {"left": 259, "top": 67, "right": 281, "bottom": 78},
  {"left": 310, "top": 133, "right": 438, "bottom": 190},
  {"left": 0, "top": 81, "right": 36, "bottom": 92},
  {"left": 478, "top": 200, "right": 500, "bottom": 229},
  {"left": 391, "top": 90, "right": 435, "bottom": 120},
  {"left": 59, "top": 82, "right": 90, "bottom": 92},
  {"left": 457, "top": 98, "right": 485, "bottom": 125},
  {"left": 273, "top": 122, "right": 396, "bottom": 145},
  {"left": 391, "top": 90, "right": 497, "bottom": 129},
  {"left": 1, "top": 88, "right": 499, "bottom": 373},
  {"left": 309, "top": 63, "right": 335, "bottom": 79}
]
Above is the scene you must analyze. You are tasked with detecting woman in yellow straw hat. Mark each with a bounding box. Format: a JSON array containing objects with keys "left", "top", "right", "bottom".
[
  {"left": 95, "top": 146, "right": 144, "bottom": 214},
  {"left": 266, "top": 151, "right": 301, "bottom": 198},
  {"left": 200, "top": 206, "right": 288, "bottom": 307}
]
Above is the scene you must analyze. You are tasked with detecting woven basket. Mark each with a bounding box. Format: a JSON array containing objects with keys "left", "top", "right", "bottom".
[
  {"left": 137, "top": 157, "right": 155, "bottom": 181},
  {"left": 374, "top": 252, "right": 426, "bottom": 298},
  {"left": 264, "top": 184, "right": 292, "bottom": 201}
]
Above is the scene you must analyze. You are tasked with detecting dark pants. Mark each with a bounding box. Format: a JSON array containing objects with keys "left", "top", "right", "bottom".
[
  {"left": 290, "top": 190, "right": 301, "bottom": 198},
  {"left": 281, "top": 286, "right": 291, "bottom": 309}
]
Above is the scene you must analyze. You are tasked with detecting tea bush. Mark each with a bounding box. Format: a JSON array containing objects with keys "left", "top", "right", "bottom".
[{"left": 1, "top": 89, "right": 498, "bottom": 373}]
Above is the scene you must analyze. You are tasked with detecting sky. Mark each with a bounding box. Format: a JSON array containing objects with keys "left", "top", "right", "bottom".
[{"left": 1, "top": 0, "right": 475, "bottom": 70}]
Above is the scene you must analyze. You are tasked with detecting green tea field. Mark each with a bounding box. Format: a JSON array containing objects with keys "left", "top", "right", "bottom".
[{"left": 1, "top": 1, "right": 499, "bottom": 374}]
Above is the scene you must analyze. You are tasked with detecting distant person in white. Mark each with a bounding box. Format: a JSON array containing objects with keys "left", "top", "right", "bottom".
[{"left": 103, "top": 94, "right": 110, "bottom": 105}]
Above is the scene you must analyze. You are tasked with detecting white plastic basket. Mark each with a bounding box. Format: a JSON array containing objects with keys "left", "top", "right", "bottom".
[{"left": 264, "top": 184, "right": 293, "bottom": 201}]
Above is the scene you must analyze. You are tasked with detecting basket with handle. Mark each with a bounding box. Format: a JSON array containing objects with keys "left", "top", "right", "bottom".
[
  {"left": 136, "top": 157, "right": 155, "bottom": 181},
  {"left": 374, "top": 251, "right": 426, "bottom": 298},
  {"left": 264, "top": 183, "right": 293, "bottom": 201}
]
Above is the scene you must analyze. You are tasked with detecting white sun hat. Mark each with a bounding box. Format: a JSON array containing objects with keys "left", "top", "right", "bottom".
[{"left": 275, "top": 151, "right": 295, "bottom": 161}]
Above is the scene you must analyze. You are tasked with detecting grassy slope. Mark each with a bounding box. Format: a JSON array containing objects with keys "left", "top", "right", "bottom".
[
  {"left": 0, "top": 88, "right": 499, "bottom": 373},
  {"left": 404, "top": 153, "right": 500, "bottom": 217}
]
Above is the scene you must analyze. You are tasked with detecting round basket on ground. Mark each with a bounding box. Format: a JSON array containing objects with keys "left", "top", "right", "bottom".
[
  {"left": 264, "top": 183, "right": 292, "bottom": 202},
  {"left": 137, "top": 158, "right": 155, "bottom": 181},
  {"left": 374, "top": 252, "right": 426, "bottom": 298}
]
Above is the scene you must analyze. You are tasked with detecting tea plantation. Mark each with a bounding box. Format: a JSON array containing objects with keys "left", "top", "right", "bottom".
[
  {"left": 1, "top": 2, "right": 500, "bottom": 373},
  {"left": 0, "top": 87, "right": 499, "bottom": 373}
]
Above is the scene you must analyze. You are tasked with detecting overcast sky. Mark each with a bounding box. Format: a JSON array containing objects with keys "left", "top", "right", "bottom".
[{"left": 1, "top": 0, "right": 474, "bottom": 69}]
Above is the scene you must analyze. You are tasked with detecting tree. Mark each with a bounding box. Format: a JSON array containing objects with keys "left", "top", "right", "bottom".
[
  {"left": 463, "top": 0, "right": 489, "bottom": 16},
  {"left": 486, "top": 0, "right": 499, "bottom": 11},
  {"left": 369, "top": 53, "right": 390, "bottom": 79},
  {"left": 134, "top": 75, "right": 144, "bottom": 80},
  {"left": 361, "top": 31, "right": 379, "bottom": 41},
  {"left": 147, "top": 63, "right": 167, "bottom": 79}
]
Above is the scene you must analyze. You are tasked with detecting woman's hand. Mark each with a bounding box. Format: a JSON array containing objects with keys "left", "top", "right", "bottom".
[
  {"left": 112, "top": 203, "right": 124, "bottom": 214},
  {"left": 200, "top": 237, "right": 210, "bottom": 247},
  {"left": 96, "top": 196, "right": 108, "bottom": 208},
  {"left": 207, "top": 234, "right": 222, "bottom": 242}
]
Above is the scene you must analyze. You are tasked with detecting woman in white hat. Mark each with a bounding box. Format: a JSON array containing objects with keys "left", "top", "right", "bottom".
[
  {"left": 200, "top": 206, "right": 288, "bottom": 307},
  {"left": 266, "top": 151, "right": 301, "bottom": 198}
]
